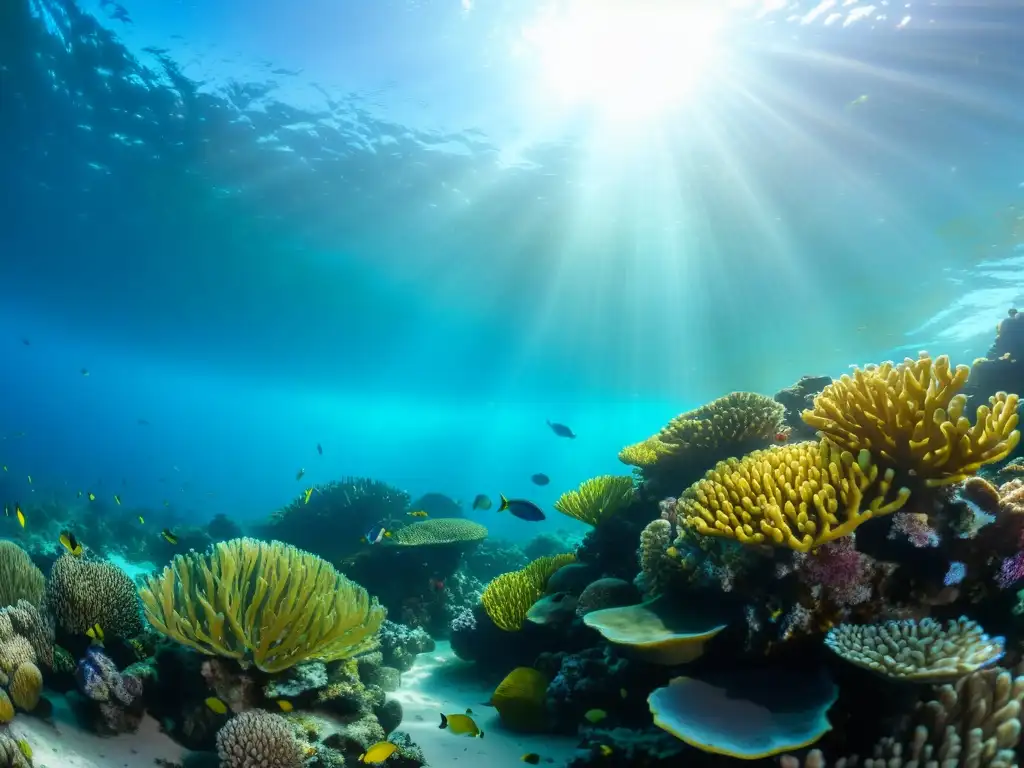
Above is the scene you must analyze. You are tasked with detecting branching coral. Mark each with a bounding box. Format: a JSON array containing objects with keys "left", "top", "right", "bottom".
[
  {"left": 139, "top": 537, "right": 386, "bottom": 673},
  {"left": 802, "top": 353, "right": 1020, "bottom": 487},
  {"left": 553, "top": 475, "right": 635, "bottom": 526},
  {"left": 480, "top": 553, "right": 576, "bottom": 631},
  {"left": 825, "top": 617, "right": 1004, "bottom": 681},
  {"left": 0, "top": 542, "right": 44, "bottom": 609},
  {"left": 679, "top": 439, "right": 910, "bottom": 553}
]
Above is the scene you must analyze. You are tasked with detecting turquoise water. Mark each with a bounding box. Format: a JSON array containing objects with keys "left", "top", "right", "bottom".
[{"left": 1, "top": 0, "right": 1023, "bottom": 538}]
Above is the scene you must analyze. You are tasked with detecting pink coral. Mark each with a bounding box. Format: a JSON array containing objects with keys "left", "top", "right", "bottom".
[
  {"left": 888, "top": 511, "right": 940, "bottom": 548},
  {"left": 795, "top": 538, "right": 872, "bottom": 607}
]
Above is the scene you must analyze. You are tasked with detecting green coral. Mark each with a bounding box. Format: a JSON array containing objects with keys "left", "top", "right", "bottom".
[
  {"left": 140, "top": 538, "right": 385, "bottom": 673},
  {"left": 554, "top": 475, "right": 635, "bottom": 526},
  {"left": 481, "top": 553, "right": 576, "bottom": 632},
  {"left": 0, "top": 542, "right": 44, "bottom": 609},
  {"left": 390, "top": 518, "right": 487, "bottom": 546}
]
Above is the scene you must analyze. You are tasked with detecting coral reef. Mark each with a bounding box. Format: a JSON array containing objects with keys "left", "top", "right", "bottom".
[
  {"left": 44, "top": 554, "right": 142, "bottom": 638},
  {"left": 216, "top": 710, "right": 304, "bottom": 768},
  {"left": 378, "top": 621, "right": 435, "bottom": 672},
  {"left": 775, "top": 375, "right": 833, "bottom": 442},
  {"left": 481, "top": 553, "right": 576, "bottom": 631},
  {"left": 0, "top": 543, "right": 44, "bottom": 609},
  {"left": 74, "top": 645, "right": 145, "bottom": 734}
]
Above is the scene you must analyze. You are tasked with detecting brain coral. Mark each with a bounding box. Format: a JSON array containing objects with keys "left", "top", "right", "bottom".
[
  {"left": 0, "top": 542, "right": 45, "bottom": 608},
  {"left": 216, "top": 710, "right": 305, "bottom": 768},
  {"left": 390, "top": 518, "right": 487, "bottom": 546},
  {"left": 45, "top": 555, "right": 142, "bottom": 638}
]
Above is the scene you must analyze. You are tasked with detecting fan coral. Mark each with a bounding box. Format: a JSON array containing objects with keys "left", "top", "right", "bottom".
[
  {"left": 553, "top": 475, "right": 635, "bottom": 526},
  {"left": 216, "top": 710, "right": 304, "bottom": 768},
  {"left": 802, "top": 353, "right": 1020, "bottom": 487},
  {"left": 45, "top": 554, "right": 142, "bottom": 637},
  {"left": 679, "top": 439, "right": 910, "bottom": 553},
  {"left": 825, "top": 617, "right": 1004, "bottom": 681},
  {"left": 139, "top": 537, "right": 386, "bottom": 673},
  {"left": 481, "top": 553, "right": 576, "bottom": 631},
  {"left": 0, "top": 542, "right": 44, "bottom": 608},
  {"left": 389, "top": 518, "right": 487, "bottom": 546}
]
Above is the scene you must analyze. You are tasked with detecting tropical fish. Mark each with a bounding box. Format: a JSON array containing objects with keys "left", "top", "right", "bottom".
[
  {"left": 276, "top": 699, "right": 293, "bottom": 712},
  {"left": 359, "top": 741, "right": 398, "bottom": 764},
  {"left": 16, "top": 505, "right": 25, "bottom": 528},
  {"left": 60, "top": 530, "right": 83, "bottom": 556},
  {"left": 522, "top": 755, "right": 541, "bottom": 765},
  {"left": 584, "top": 708, "right": 607, "bottom": 724},
  {"left": 530, "top": 473, "right": 550, "bottom": 486},
  {"left": 138, "top": 515, "right": 145, "bottom": 524},
  {"left": 26, "top": 475, "right": 31, "bottom": 484},
  {"left": 86, "top": 623, "right": 104, "bottom": 644},
  {"left": 316, "top": 443, "right": 323, "bottom": 456},
  {"left": 546, "top": 420, "right": 576, "bottom": 438},
  {"left": 439, "top": 712, "right": 483, "bottom": 737},
  {"left": 304, "top": 487, "right": 314, "bottom": 504},
  {"left": 205, "top": 697, "right": 228, "bottom": 715},
  {"left": 88, "top": 492, "right": 96, "bottom": 501},
  {"left": 113, "top": 494, "right": 121, "bottom": 505},
  {"left": 472, "top": 494, "right": 492, "bottom": 511},
  {"left": 80, "top": 368, "right": 89, "bottom": 376},
  {"left": 161, "top": 528, "right": 179, "bottom": 544},
  {"left": 296, "top": 468, "right": 305, "bottom": 481},
  {"left": 407, "top": 510, "right": 428, "bottom": 518},
  {"left": 498, "top": 495, "right": 545, "bottom": 522},
  {"left": 361, "top": 526, "right": 391, "bottom": 545}
]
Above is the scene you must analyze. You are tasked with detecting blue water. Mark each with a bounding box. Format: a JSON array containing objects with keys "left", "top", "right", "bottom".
[{"left": 2, "top": 0, "right": 1024, "bottom": 539}]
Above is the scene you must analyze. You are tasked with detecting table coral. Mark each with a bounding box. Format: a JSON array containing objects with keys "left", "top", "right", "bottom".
[
  {"left": 679, "top": 439, "right": 910, "bottom": 553},
  {"left": 802, "top": 353, "right": 1020, "bottom": 487}
]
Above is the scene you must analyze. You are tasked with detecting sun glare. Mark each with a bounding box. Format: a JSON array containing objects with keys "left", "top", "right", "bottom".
[{"left": 521, "top": 2, "right": 727, "bottom": 119}]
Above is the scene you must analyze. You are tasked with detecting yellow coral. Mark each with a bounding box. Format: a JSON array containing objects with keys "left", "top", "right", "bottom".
[
  {"left": 679, "top": 440, "right": 910, "bottom": 553},
  {"left": 619, "top": 392, "right": 784, "bottom": 471},
  {"left": 554, "top": 476, "right": 635, "bottom": 526},
  {"left": 139, "top": 537, "right": 386, "bottom": 673},
  {"left": 481, "top": 554, "right": 576, "bottom": 632},
  {"left": 9, "top": 662, "right": 42, "bottom": 711},
  {"left": 802, "top": 353, "right": 1020, "bottom": 487}
]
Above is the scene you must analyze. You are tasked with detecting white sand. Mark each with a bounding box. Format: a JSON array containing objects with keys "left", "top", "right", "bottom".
[
  {"left": 9, "top": 696, "right": 192, "bottom": 768},
  {"left": 393, "top": 641, "right": 580, "bottom": 767}
]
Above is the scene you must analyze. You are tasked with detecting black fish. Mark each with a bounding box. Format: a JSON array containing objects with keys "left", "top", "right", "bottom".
[
  {"left": 546, "top": 420, "right": 576, "bottom": 439},
  {"left": 317, "top": 443, "right": 323, "bottom": 456},
  {"left": 531, "top": 473, "right": 550, "bottom": 486},
  {"left": 472, "top": 494, "right": 492, "bottom": 511},
  {"left": 498, "top": 495, "right": 545, "bottom": 522}
]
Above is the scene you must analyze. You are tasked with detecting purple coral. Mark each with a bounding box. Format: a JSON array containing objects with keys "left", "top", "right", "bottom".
[
  {"left": 998, "top": 552, "right": 1024, "bottom": 589},
  {"left": 795, "top": 538, "right": 872, "bottom": 607},
  {"left": 888, "top": 511, "right": 940, "bottom": 548},
  {"left": 75, "top": 646, "right": 144, "bottom": 734}
]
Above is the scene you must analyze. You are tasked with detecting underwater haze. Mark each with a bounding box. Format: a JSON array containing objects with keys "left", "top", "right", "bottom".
[{"left": 1, "top": 0, "right": 1024, "bottom": 533}]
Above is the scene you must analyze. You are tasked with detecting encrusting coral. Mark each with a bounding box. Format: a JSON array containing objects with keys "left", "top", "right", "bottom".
[
  {"left": 678, "top": 439, "right": 910, "bottom": 553},
  {"left": 139, "top": 537, "right": 386, "bottom": 673},
  {"left": 481, "top": 553, "right": 576, "bottom": 631},
  {"left": 825, "top": 617, "right": 1005, "bottom": 681},
  {"left": 554, "top": 475, "right": 635, "bottom": 527},
  {"left": 0, "top": 542, "right": 44, "bottom": 609},
  {"left": 45, "top": 554, "right": 142, "bottom": 637},
  {"left": 802, "top": 353, "right": 1020, "bottom": 487}
]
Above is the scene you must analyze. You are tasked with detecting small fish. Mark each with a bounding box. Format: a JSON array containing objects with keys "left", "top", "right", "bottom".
[
  {"left": 276, "top": 699, "right": 293, "bottom": 712},
  {"left": 584, "top": 708, "right": 607, "bottom": 723},
  {"left": 316, "top": 442, "right": 323, "bottom": 455},
  {"left": 16, "top": 740, "right": 31, "bottom": 760},
  {"left": 80, "top": 368, "right": 89, "bottom": 376},
  {"left": 77, "top": 490, "right": 83, "bottom": 498},
  {"left": 439, "top": 712, "right": 483, "bottom": 738},
  {"left": 620, "top": 688, "right": 628, "bottom": 699},
  {"left": 138, "top": 515, "right": 145, "bottom": 524},
  {"left": 205, "top": 696, "right": 228, "bottom": 714},
  {"left": 86, "top": 623, "right": 104, "bottom": 644},
  {"left": 88, "top": 492, "right": 96, "bottom": 501},
  {"left": 498, "top": 495, "right": 546, "bottom": 522},
  {"left": 465, "top": 708, "right": 474, "bottom": 715},
  {"left": 522, "top": 755, "right": 541, "bottom": 765},
  {"left": 530, "top": 473, "right": 550, "bottom": 486},
  {"left": 359, "top": 741, "right": 398, "bottom": 764},
  {"left": 296, "top": 468, "right": 305, "bottom": 481},
  {"left": 113, "top": 494, "right": 121, "bottom": 505},
  {"left": 546, "top": 419, "right": 576, "bottom": 438},
  {"left": 26, "top": 475, "right": 32, "bottom": 484},
  {"left": 361, "top": 525, "right": 391, "bottom": 545},
  {"left": 161, "top": 528, "right": 179, "bottom": 545},
  {"left": 60, "top": 530, "right": 83, "bottom": 556},
  {"left": 472, "top": 494, "right": 492, "bottom": 511},
  {"left": 16, "top": 505, "right": 25, "bottom": 528},
  {"left": 304, "top": 487, "right": 314, "bottom": 505},
  {"left": 599, "top": 745, "right": 614, "bottom": 757},
  {"left": 407, "top": 510, "right": 428, "bottom": 518}
]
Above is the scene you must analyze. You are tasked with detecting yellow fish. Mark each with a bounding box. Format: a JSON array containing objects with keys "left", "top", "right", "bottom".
[
  {"left": 439, "top": 712, "right": 483, "bottom": 737},
  {"left": 205, "top": 697, "right": 228, "bottom": 715},
  {"left": 296, "top": 468, "right": 305, "bottom": 481},
  {"left": 359, "top": 742, "right": 398, "bottom": 764},
  {"left": 86, "top": 623, "right": 104, "bottom": 644},
  {"left": 88, "top": 492, "right": 96, "bottom": 501},
  {"left": 138, "top": 515, "right": 145, "bottom": 524},
  {"left": 26, "top": 475, "right": 31, "bottom": 484},
  {"left": 584, "top": 708, "right": 607, "bottom": 724},
  {"left": 114, "top": 494, "right": 121, "bottom": 505},
  {"left": 16, "top": 505, "right": 25, "bottom": 528},
  {"left": 407, "top": 510, "right": 428, "bottom": 518},
  {"left": 599, "top": 745, "right": 613, "bottom": 757},
  {"left": 276, "top": 700, "right": 293, "bottom": 712},
  {"left": 16, "top": 740, "right": 31, "bottom": 760},
  {"left": 60, "top": 530, "right": 83, "bottom": 556},
  {"left": 162, "top": 529, "right": 178, "bottom": 545},
  {"left": 304, "top": 487, "right": 313, "bottom": 505}
]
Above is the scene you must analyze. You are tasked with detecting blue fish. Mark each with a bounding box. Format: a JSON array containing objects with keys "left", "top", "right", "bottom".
[
  {"left": 546, "top": 420, "right": 576, "bottom": 439},
  {"left": 531, "top": 473, "right": 550, "bottom": 486},
  {"left": 498, "top": 495, "right": 546, "bottom": 522},
  {"left": 362, "top": 525, "right": 391, "bottom": 545}
]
